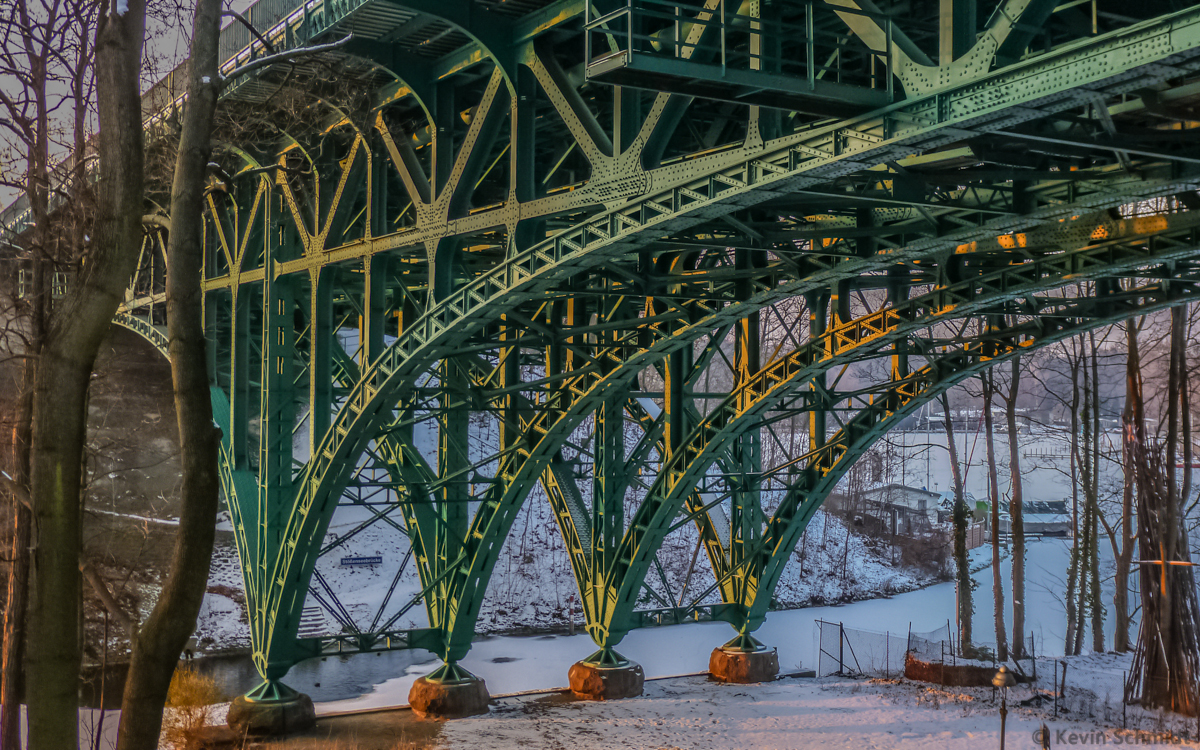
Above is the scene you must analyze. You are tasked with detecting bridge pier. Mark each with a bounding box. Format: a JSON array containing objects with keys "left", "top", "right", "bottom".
[
  {"left": 408, "top": 662, "right": 490, "bottom": 718},
  {"left": 708, "top": 634, "right": 779, "bottom": 684},
  {"left": 568, "top": 647, "right": 645, "bottom": 700},
  {"left": 226, "top": 680, "right": 316, "bottom": 736}
]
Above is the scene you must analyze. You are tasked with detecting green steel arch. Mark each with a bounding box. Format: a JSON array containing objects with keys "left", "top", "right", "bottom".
[{"left": 87, "top": 0, "right": 1200, "bottom": 701}]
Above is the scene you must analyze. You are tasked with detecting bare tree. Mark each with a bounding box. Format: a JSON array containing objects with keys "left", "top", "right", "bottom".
[
  {"left": 1108, "top": 319, "right": 1140, "bottom": 652},
  {"left": 22, "top": 0, "right": 146, "bottom": 743},
  {"left": 980, "top": 370, "right": 1007, "bottom": 661},
  {"left": 112, "top": 12, "right": 350, "bottom": 748},
  {"left": 1000, "top": 354, "right": 1026, "bottom": 659},
  {"left": 940, "top": 391, "right": 974, "bottom": 652},
  {"left": 1085, "top": 330, "right": 1104, "bottom": 654},
  {"left": 114, "top": 0, "right": 221, "bottom": 744},
  {"left": 1127, "top": 304, "right": 1200, "bottom": 713},
  {"left": 1070, "top": 333, "right": 1089, "bottom": 652},
  {"left": 0, "top": 0, "right": 101, "bottom": 744}
]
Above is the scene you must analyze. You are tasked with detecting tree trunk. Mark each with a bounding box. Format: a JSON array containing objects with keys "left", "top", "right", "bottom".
[
  {"left": 941, "top": 392, "right": 973, "bottom": 652},
  {"left": 115, "top": 0, "right": 222, "bottom": 746},
  {"left": 1, "top": 500, "right": 31, "bottom": 750},
  {"left": 1, "top": 6, "right": 55, "bottom": 740},
  {"left": 24, "top": 0, "right": 145, "bottom": 746},
  {"left": 1072, "top": 345, "right": 1089, "bottom": 655},
  {"left": 981, "top": 372, "right": 1007, "bottom": 661},
  {"left": 1, "top": 276, "right": 42, "bottom": 750},
  {"left": 1007, "top": 356, "right": 1026, "bottom": 659},
  {"left": 1089, "top": 493, "right": 1103, "bottom": 653},
  {"left": 1129, "top": 304, "right": 1200, "bottom": 713},
  {"left": 1070, "top": 336, "right": 1089, "bottom": 652},
  {"left": 1112, "top": 320, "right": 1138, "bottom": 652},
  {"left": 1088, "top": 331, "right": 1104, "bottom": 654}
]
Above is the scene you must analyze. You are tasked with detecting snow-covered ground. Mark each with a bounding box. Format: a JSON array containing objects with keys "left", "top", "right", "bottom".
[
  {"left": 299, "top": 541, "right": 1055, "bottom": 715},
  {"left": 432, "top": 671, "right": 1200, "bottom": 750},
  {"left": 193, "top": 501, "right": 938, "bottom": 652},
  {"left": 72, "top": 649, "right": 1200, "bottom": 750},
  {"left": 244, "top": 654, "right": 1200, "bottom": 750}
]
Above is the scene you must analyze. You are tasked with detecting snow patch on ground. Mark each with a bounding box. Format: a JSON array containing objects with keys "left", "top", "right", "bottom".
[
  {"left": 431, "top": 663, "right": 1200, "bottom": 750},
  {"left": 74, "top": 650, "right": 1200, "bottom": 750}
]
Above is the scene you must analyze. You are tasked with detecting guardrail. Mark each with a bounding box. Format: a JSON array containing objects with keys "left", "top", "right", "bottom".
[{"left": 584, "top": 0, "right": 895, "bottom": 101}]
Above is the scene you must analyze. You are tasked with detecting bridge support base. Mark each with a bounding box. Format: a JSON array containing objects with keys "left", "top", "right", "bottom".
[
  {"left": 709, "top": 634, "right": 779, "bottom": 684},
  {"left": 227, "top": 680, "right": 316, "bottom": 736},
  {"left": 408, "top": 662, "right": 490, "bottom": 718},
  {"left": 569, "top": 648, "right": 645, "bottom": 700}
]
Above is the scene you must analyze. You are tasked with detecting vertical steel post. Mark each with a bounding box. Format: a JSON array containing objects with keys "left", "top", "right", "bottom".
[
  {"left": 309, "top": 270, "right": 332, "bottom": 457},
  {"left": 805, "top": 2, "right": 814, "bottom": 90},
  {"left": 720, "top": 0, "right": 726, "bottom": 74},
  {"left": 939, "top": 0, "right": 976, "bottom": 65},
  {"left": 731, "top": 248, "right": 763, "bottom": 600}
]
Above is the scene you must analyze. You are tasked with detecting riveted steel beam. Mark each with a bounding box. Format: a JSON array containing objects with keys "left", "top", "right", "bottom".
[{"left": 87, "top": 0, "right": 1200, "bottom": 695}]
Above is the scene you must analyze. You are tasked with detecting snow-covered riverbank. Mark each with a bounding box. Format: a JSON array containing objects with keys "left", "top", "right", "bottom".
[{"left": 301, "top": 539, "right": 1077, "bottom": 714}]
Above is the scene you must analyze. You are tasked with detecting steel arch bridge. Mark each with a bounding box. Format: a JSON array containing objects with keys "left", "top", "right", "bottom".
[{"left": 76, "top": 0, "right": 1200, "bottom": 701}]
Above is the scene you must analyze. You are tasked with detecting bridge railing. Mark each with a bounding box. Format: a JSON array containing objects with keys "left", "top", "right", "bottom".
[{"left": 584, "top": 0, "right": 895, "bottom": 106}]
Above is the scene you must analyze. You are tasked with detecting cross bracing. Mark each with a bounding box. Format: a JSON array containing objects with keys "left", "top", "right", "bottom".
[{"left": 30, "top": 0, "right": 1200, "bottom": 698}]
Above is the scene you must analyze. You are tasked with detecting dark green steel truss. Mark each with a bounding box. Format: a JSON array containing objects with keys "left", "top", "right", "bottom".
[{"left": 87, "top": 0, "right": 1200, "bottom": 695}]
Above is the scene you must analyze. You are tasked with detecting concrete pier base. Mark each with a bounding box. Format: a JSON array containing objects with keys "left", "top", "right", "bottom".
[
  {"left": 569, "top": 648, "right": 645, "bottom": 700},
  {"left": 226, "top": 681, "right": 316, "bottom": 736},
  {"left": 408, "top": 663, "right": 490, "bottom": 718},
  {"left": 709, "top": 634, "right": 779, "bottom": 684}
]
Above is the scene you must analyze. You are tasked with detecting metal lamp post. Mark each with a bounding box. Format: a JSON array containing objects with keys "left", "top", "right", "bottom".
[{"left": 993, "top": 666, "right": 1017, "bottom": 750}]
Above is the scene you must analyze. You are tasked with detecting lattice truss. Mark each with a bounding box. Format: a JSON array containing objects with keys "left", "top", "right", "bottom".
[{"left": 101, "top": 0, "right": 1200, "bottom": 690}]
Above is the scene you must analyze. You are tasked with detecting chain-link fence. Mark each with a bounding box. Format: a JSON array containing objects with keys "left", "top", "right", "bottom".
[
  {"left": 816, "top": 620, "right": 949, "bottom": 678},
  {"left": 816, "top": 619, "right": 1040, "bottom": 679},
  {"left": 905, "top": 622, "right": 955, "bottom": 665}
]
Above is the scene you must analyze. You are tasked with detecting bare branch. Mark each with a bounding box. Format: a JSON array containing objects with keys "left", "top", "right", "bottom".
[
  {"left": 221, "top": 34, "right": 352, "bottom": 88},
  {"left": 220, "top": 9, "right": 277, "bottom": 55},
  {"left": 81, "top": 562, "right": 138, "bottom": 635}
]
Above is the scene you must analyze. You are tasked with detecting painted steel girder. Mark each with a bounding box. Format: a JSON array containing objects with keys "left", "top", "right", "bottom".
[
  {"left": 284, "top": 2, "right": 1200, "bottom": 546},
  {"left": 154, "top": 2, "right": 1200, "bottom": 680},
  {"left": 549, "top": 206, "right": 1200, "bottom": 645},
  {"left": 614, "top": 252, "right": 1200, "bottom": 642},
  {"left": 612, "top": 277, "right": 1200, "bottom": 637},
  {"left": 539, "top": 339, "right": 750, "bottom": 646},
  {"left": 732, "top": 278, "right": 1200, "bottom": 631},
  {"left": 255, "top": 167, "right": 1200, "bottom": 672},
  {"left": 277, "top": 194, "right": 1200, "bottom": 661},
  {"left": 201, "top": 2, "right": 1200, "bottom": 297},
  {"left": 141, "top": 154, "right": 1199, "bottom": 676}
]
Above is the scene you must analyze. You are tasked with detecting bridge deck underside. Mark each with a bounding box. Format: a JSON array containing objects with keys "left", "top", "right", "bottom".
[{"left": 100, "top": 0, "right": 1200, "bottom": 688}]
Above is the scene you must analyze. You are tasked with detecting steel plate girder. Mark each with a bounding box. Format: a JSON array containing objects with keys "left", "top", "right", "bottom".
[
  {"left": 201, "top": 4, "right": 1200, "bottom": 294},
  {"left": 259, "top": 168, "right": 1200, "bottom": 669},
  {"left": 106, "top": 0, "right": 1200, "bottom": 682},
  {"left": 598, "top": 239, "right": 1200, "bottom": 641},
  {"left": 736, "top": 278, "right": 1200, "bottom": 631},
  {"left": 282, "top": 2, "right": 1200, "bottom": 552}
]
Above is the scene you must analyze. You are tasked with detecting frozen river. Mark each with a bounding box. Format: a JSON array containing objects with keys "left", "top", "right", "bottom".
[{"left": 305, "top": 537, "right": 1127, "bottom": 713}]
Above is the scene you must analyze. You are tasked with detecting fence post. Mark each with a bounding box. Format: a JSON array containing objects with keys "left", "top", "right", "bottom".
[
  {"left": 839, "top": 622, "right": 845, "bottom": 675},
  {"left": 1030, "top": 633, "right": 1036, "bottom": 681},
  {"left": 885, "top": 631, "right": 889, "bottom": 679},
  {"left": 1060, "top": 660, "right": 1068, "bottom": 711}
]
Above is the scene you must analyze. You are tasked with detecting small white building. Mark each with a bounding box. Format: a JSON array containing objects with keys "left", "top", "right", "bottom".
[{"left": 858, "top": 483, "right": 943, "bottom": 534}]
